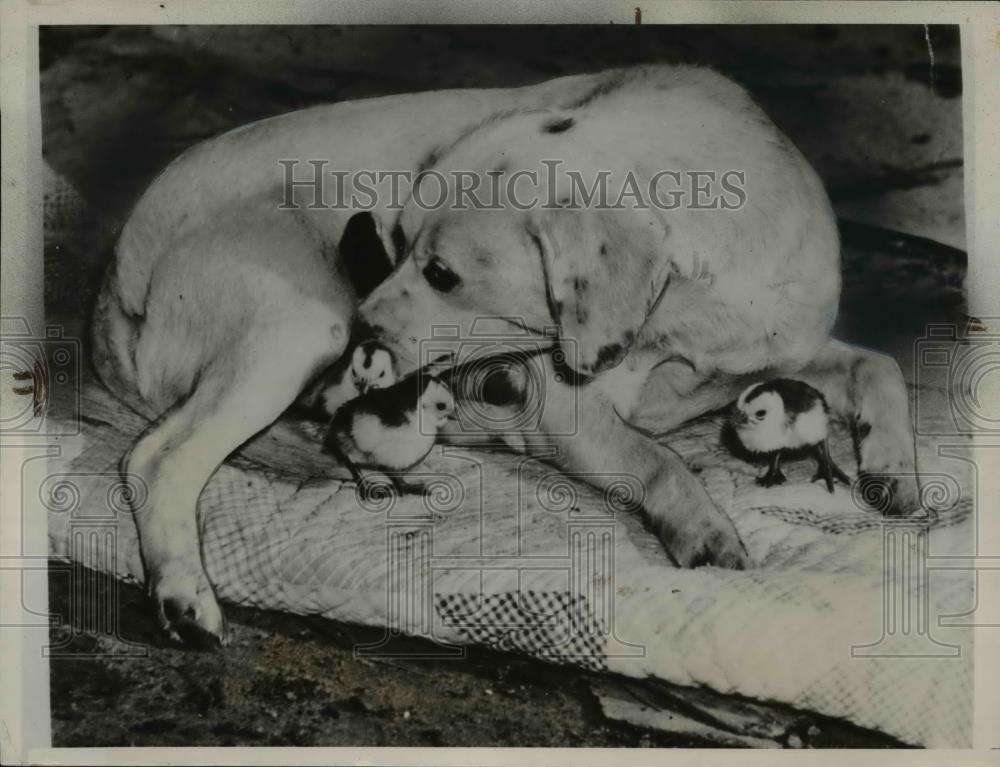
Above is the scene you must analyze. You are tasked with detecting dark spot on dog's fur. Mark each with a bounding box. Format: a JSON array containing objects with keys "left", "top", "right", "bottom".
[
  {"left": 491, "top": 160, "right": 510, "bottom": 175},
  {"left": 472, "top": 246, "right": 493, "bottom": 266},
  {"left": 562, "top": 72, "right": 630, "bottom": 110},
  {"left": 855, "top": 420, "right": 873, "bottom": 441},
  {"left": 542, "top": 117, "right": 575, "bottom": 134},
  {"left": 599, "top": 243, "right": 608, "bottom": 258},
  {"left": 594, "top": 342, "right": 626, "bottom": 371},
  {"left": 573, "top": 277, "right": 589, "bottom": 293}
]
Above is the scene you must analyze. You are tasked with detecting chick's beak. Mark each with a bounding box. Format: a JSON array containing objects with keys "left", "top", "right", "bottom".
[{"left": 731, "top": 410, "right": 749, "bottom": 427}]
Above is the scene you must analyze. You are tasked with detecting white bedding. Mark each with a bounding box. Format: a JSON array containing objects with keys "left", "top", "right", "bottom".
[{"left": 44, "top": 369, "right": 975, "bottom": 747}]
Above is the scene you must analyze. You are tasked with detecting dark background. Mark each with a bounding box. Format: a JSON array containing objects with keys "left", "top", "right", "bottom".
[{"left": 41, "top": 25, "right": 964, "bottom": 747}]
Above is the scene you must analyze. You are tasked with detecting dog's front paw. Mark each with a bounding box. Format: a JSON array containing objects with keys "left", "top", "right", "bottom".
[
  {"left": 668, "top": 518, "right": 752, "bottom": 570},
  {"left": 671, "top": 530, "right": 753, "bottom": 570},
  {"left": 855, "top": 470, "right": 921, "bottom": 517},
  {"left": 856, "top": 425, "right": 921, "bottom": 516},
  {"left": 645, "top": 467, "right": 752, "bottom": 570},
  {"left": 151, "top": 564, "right": 228, "bottom": 649}
]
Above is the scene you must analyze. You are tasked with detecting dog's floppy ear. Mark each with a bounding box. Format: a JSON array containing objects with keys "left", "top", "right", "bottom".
[
  {"left": 528, "top": 205, "right": 672, "bottom": 376},
  {"left": 337, "top": 212, "right": 395, "bottom": 298}
]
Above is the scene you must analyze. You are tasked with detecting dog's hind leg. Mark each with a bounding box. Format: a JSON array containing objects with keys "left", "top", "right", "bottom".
[
  {"left": 124, "top": 317, "right": 347, "bottom": 646},
  {"left": 789, "top": 339, "right": 919, "bottom": 515}
]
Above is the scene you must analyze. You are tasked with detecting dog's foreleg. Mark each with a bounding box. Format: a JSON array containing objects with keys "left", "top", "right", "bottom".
[
  {"left": 792, "top": 339, "right": 919, "bottom": 514},
  {"left": 525, "top": 354, "right": 750, "bottom": 569}
]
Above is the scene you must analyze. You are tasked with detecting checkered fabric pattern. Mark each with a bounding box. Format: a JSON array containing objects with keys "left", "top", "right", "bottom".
[{"left": 437, "top": 592, "right": 607, "bottom": 671}]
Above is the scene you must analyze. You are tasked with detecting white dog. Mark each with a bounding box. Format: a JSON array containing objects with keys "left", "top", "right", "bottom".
[{"left": 92, "top": 66, "right": 919, "bottom": 645}]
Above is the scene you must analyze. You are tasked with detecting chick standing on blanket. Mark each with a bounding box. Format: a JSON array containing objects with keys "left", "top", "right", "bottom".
[
  {"left": 730, "top": 378, "right": 852, "bottom": 493},
  {"left": 300, "top": 340, "right": 396, "bottom": 416},
  {"left": 323, "top": 373, "right": 455, "bottom": 497}
]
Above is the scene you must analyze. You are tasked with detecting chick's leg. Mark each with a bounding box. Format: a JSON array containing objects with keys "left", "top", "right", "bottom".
[
  {"left": 323, "top": 436, "right": 395, "bottom": 500},
  {"left": 790, "top": 339, "right": 918, "bottom": 515},
  {"left": 387, "top": 476, "right": 432, "bottom": 496},
  {"left": 757, "top": 452, "right": 787, "bottom": 487},
  {"left": 811, "top": 440, "right": 852, "bottom": 492}
]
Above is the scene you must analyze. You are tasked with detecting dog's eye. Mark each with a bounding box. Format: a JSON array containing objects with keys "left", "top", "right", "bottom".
[
  {"left": 754, "top": 409, "right": 766, "bottom": 418},
  {"left": 423, "top": 259, "right": 461, "bottom": 293}
]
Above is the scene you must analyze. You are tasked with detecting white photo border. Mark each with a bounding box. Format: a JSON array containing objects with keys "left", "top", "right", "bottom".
[{"left": 2, "top": 1, "right": 998, "bottom": 764}]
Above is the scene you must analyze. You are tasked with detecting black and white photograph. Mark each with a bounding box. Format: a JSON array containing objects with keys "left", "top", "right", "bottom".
[{"left": 2, "top": 1, "right": 999, "bottom": 761}]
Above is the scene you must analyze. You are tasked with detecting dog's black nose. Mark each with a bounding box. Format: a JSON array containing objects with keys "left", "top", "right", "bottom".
[{"left": 353, "top": 320, "right": 383, "bottom": 342}]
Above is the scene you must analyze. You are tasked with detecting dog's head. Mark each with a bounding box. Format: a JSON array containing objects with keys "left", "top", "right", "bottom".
[{"left": 359, "top": 108, "right": 673, "bottom": 379}]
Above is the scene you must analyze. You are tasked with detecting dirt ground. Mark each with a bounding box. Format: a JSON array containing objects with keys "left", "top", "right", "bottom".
[
  {"left": 41, "top": 24, "right": 961, "bottom": 748},
  {"left": 47, "top": 566, "right": 724, "bottom": 748},
  {"left": 48, "top": 565, "right": 909, "bottom": 748}
]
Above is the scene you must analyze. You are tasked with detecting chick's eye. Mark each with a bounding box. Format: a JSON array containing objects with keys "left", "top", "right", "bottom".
[
  {"left": 423, "top": 259, "right": 461, "bottom": 293},
  {"left": 754, "top": 409, "right": 766, "bottom": 418},
  {"left": 436, "top": 402, "right": 447, "bottom": 411},
  {"left": 378, "top": 370, "right": 385, "bottom": 378}
]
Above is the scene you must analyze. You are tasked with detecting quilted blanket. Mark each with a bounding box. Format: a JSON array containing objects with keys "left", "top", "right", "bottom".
[{"left": 43, "top": 362, "right": 975, "bottom": 747}]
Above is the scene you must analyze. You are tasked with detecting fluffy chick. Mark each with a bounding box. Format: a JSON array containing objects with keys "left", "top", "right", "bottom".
[
  {"left": 323, "top": 374, "right": 455, "bottom": 496},
  {"left": 731, "top": 378, "right": 851, "bottom": 492},
  {"left": 300, "top": 340, "right": 396, "bottom": 417}
]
